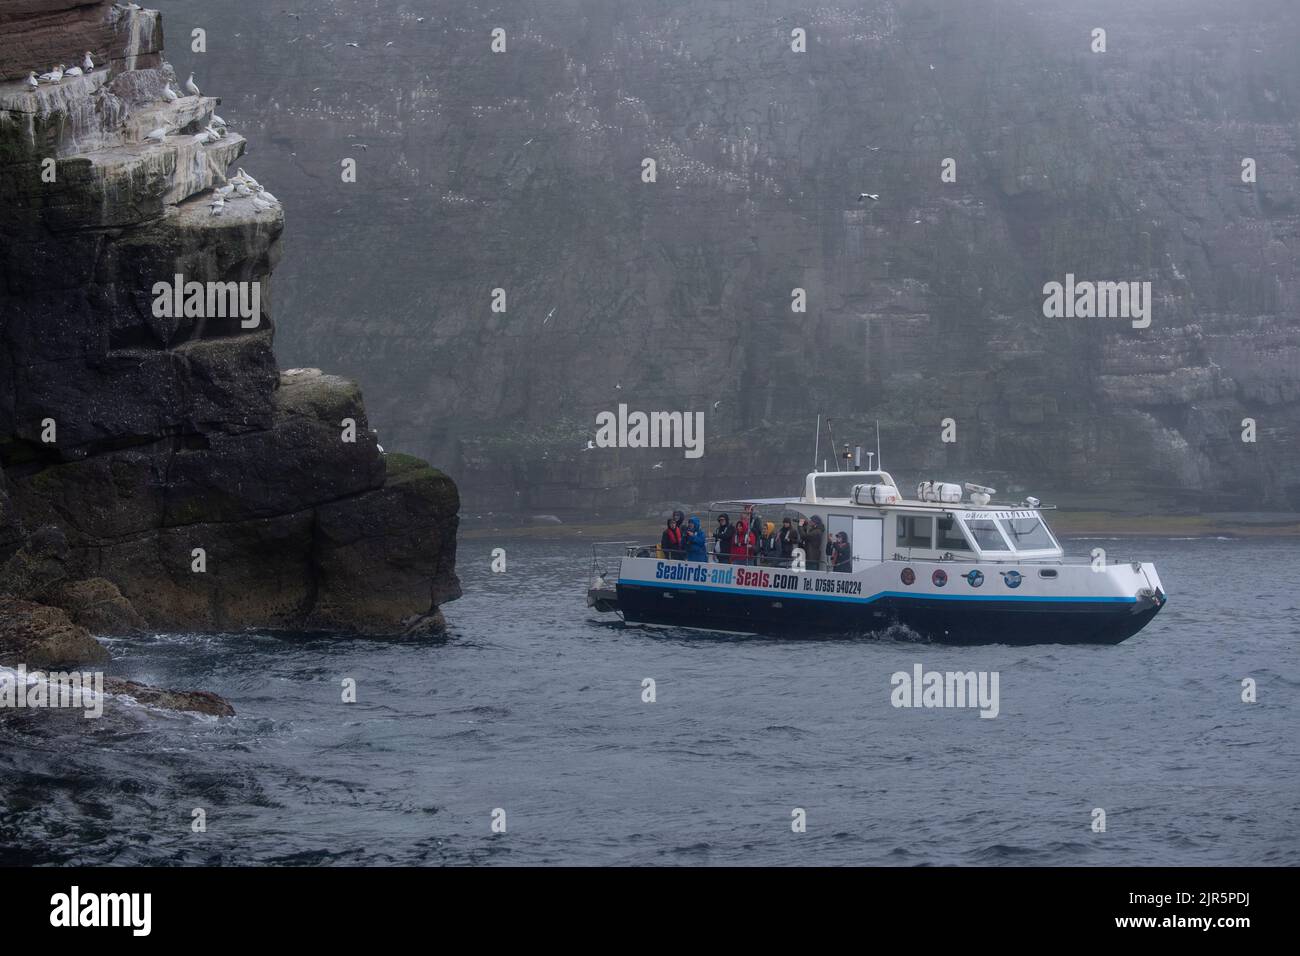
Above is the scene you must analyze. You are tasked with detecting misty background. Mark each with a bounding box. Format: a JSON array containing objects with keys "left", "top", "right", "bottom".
[{"left": 161, "top": 0, "right": 1299, "bottom": 516}]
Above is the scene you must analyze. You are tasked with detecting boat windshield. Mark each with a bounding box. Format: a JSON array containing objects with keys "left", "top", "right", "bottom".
[
  {"left": 963, "top": 518, "right": 1011, "bottom": 552},
  {"left": 997, "top": 514, "right": 1057, "bottom": 551}
]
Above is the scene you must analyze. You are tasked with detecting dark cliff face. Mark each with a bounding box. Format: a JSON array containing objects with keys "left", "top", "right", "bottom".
[
  {"left": 141, "top": 0, "right": 1299, "bottom": 514},
  {"left": 0, "top": 0, "right": 460, "bottom": 638}
]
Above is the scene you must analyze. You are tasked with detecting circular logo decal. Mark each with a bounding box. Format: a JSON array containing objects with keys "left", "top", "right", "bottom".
[
  {"left": 965, "top": 570, "right": 984, "bottom": 588},
  {"left": 901, "top": 567, "right": 916, "bottom": 586},
  {"left": 931, "top": 569, "right": 948, "bottom": 587},
  {"left": 1002, "top": 570, "right": 1022, "bottom": 589}
]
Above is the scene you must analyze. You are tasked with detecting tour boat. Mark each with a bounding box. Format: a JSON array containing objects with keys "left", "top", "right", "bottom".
[{"left": 587, "top": 469, "right": 1166, "bottom": 645}]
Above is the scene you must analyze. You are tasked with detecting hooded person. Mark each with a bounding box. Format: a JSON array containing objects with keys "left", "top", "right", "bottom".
[
  {"left": 713, "top": 513, "right": 735, "bottom": 564},
  {"left": 660, "top": 516, "right": 684, "bottom": 560},
  {"left": 685, "top": 516, "right": 709, "bottom": 562},
  {"left": 731, "top": 514, "right": 754, "bottom": 565}
]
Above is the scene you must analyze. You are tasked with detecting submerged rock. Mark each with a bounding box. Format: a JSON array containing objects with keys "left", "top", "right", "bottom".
[{"left": 102, "top": 678, "right": 234, "bottom": 717}]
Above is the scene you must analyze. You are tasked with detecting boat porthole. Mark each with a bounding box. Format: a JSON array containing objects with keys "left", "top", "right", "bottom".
[
  {"left": 966, "top": 570, "right": 984, "bottom": 588},
  {"left": 1036, "top": 569, "right": 1056, "bottom": 580},
  {"left": 1004, "top": 570, "right": 1024, "bottom": 588},
  {"left": 901, "top": 567, "right": 916, "bottom": 585},
  {"left": 932, "top": 569, "right": 948, "bottom": 587}
]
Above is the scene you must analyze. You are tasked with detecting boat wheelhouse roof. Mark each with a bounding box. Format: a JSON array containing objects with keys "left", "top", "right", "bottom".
[{"left": 711, "top": 469, "right": 1054, "bottom": 514}]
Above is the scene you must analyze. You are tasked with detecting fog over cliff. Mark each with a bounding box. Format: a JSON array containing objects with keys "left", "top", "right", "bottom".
[{"left": 162, "top": 0, "right": 1300, "bottom": 516}]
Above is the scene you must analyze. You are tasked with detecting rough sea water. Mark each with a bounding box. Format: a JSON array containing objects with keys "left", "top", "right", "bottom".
[{"left": 1, "top": 536, "right": 1296, "bottom": 866}]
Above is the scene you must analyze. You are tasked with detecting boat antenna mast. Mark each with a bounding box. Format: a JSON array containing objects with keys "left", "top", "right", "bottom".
[
  {"left": 812, "top": 414, "right": 820, "bottom": 472},
  {"left": 826, "top": 418, "right": 841, "bottom": 471},
  {"left": 875, "top": 419, "right": 882, "bottom": 471}
]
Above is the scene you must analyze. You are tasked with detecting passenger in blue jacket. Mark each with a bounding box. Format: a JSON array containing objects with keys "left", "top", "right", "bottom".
[{"left": 685, "top": 516, "right": 709, "bottom": 562}]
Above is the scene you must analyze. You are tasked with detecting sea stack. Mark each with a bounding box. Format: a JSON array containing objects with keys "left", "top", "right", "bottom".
[{"left": 0, "top": 1, "right": 460, "bottom": 639}]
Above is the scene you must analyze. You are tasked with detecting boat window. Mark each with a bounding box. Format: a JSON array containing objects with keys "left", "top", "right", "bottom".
[
  {"left": 964, "top": 518, "right": 1011, "bottom": 552},
  {"left": 998, "top": 515, "right": 1057, "bottom": 551},
  {"left": 896, "top": 515, "right": 933, "bottom": 549},
  {"left": 935, "top": 514, "right": 972, "bottom": 551}
]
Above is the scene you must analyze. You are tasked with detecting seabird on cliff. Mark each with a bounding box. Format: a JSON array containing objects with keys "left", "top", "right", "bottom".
[
  {"left": 211, "top": 114, "right": 227, "bottom": 128},
  {"left": 256, "top": 186, "right": 280, "bottom": 205},
  {"left": 25, "top": 72, "right": 38, "bottom": 89},
  {"left": 209, "top": 197, "right": 225, "bottom": 216},
  {"left": 145, "top": 126, "right": 168, "bottom": 142},
  {"left": 65, "top": 66, "right": 83, "bottom": 77},
  {"left": 237, "top": 168, "right": 260, "bottom": 187},
  {"left": 38, "top": 65, "right": 64, "bottom": 83},
  {"left": 214, "top": 183, "right": 235, "bottom": 197},
  {"left": 83, "top": 52, "right": 94, "bottom": 72},
  {"left": 251, "top": 196, "right": 274, "bottom": 214},
  {"left": 185, "top": 73, "right": 201, "bottom": 97},
  {"left": 162, "top": 82, "right": 177, "bottom": 102}
]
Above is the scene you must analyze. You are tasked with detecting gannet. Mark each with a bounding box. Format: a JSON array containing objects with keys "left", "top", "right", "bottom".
[
  {"left": 256, "top": 186, "right": 280, "bottom": 204},
  {"left": 83, "top": 52, "right": 94, "bottom": 72},
  {"left": 25, "top": 72, "right": 38, "bottom": 89},
  {"left": 234, "top": 182, "right": 254, "bottom": 197},
  {"left": 185, "top": 73, "right": 200, "bottom": 97},
  {"left": 162, "top": 82, "right": 177, "bottom": 102},
  {"left": 214, "top": 184, "right": 235, "bottom": 197},
  {"left": 38, "top": 65, "right": 64, "bottom": 83},
  {"left": 65, "top": 66, "right": 83, "bottom": 77},
  {"left": 857, "top": 192, "right": 880, "bottom": 202},
  {"left": 145, "top": 126, "right": 168, "bottom": 142},
  {"left": 194, "top": 131, "right": 212, "bottom": 145},
  {"left": 251, "top": 196, "right": 273, "bottom": 214},
  {"left": 237, "top": 168, "right": 259, "bottom": 187},
  {"left": 209, "top": 198, "right": 225, "bottom": 216},
  {"left": 211, "top": 114, "right": 226, "bottom": 127}
]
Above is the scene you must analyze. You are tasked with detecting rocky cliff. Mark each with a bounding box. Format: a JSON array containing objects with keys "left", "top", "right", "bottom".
[
  {"left": 153, "top": 0, "right": 1297, "bottom": 517},
  {"left": 0, "top": 0, "right": 460, "bottom": 650}
]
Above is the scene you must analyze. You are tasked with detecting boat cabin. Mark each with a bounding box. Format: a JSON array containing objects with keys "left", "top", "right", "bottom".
[{"left": 711, "top": 470, "right": 1063, "bottom": 571}]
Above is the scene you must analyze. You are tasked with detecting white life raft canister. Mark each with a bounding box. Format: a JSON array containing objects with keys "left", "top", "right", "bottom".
[{"left": 852, "top": 483, "right": 901, "bottom": 505}]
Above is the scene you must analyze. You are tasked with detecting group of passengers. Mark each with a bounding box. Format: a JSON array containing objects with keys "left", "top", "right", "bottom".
[{"left": 658, "top": 509, "right": 853, "bottom": 572}]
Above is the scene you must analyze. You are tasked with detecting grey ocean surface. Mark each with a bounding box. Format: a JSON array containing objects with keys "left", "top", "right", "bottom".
[{"left": 1, "top": 536, "right": 1296, "bottom": 866}]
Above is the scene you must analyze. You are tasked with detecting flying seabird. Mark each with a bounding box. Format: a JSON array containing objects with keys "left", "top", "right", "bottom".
[
  {"left": 583, "top": 440, "right": 595, "bottom": 451},
  {"left": 857, "top": 192, "right": 880, "bottom": 201},
  {"left": 712, "top": 400, "right": 722, "bottom": 410},
  {"left": 345, "top": 42, "right": 359, "bottom": 48},
  {"left": 652, "top": 462, "right": 664, "bottom": 470},
  {"left": 185, "top": 72, "right": 200, "bottom": 96}
]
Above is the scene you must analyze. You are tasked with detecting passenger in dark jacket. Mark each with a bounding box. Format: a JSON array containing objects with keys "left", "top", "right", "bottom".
[
  {"left": 660, "top": 518, "right": 684, "bottom": 560},
  {"left": 778, "top": 517, "right": 800, "bottom": 566},
  {"left": 713, "top": 514, "right": 735, "bottom": 564},
  {"left": 800, "top": 516, "right": 824, "bottom": 571},
  {"left": 685, "top": 517, "right": 709, "bottom": 562},
  {"left": 829, "top": 531, "right": 853, "bottom": 572}
]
